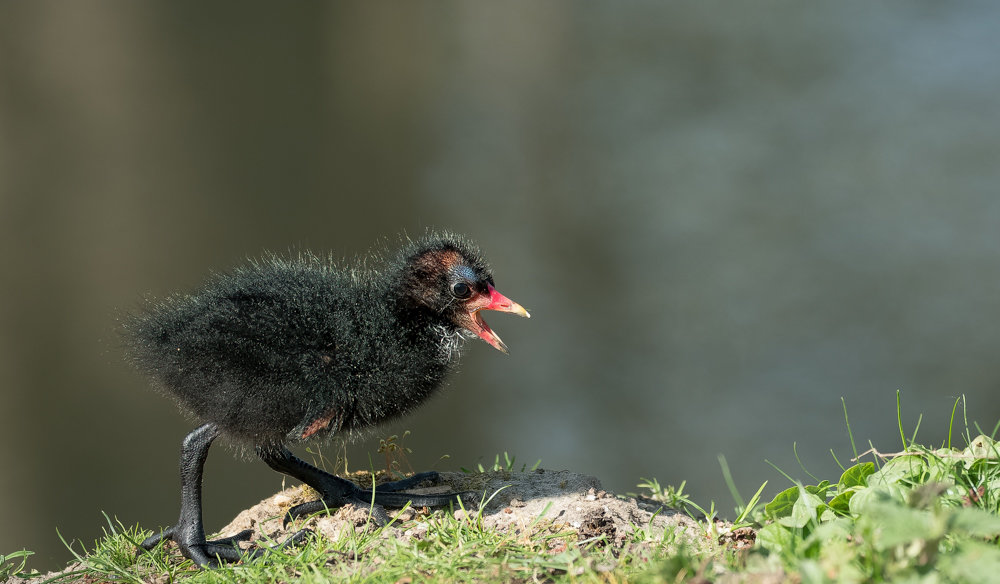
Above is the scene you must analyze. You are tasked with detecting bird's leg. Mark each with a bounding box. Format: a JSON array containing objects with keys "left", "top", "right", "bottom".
[
  {"left": 257, "top": 446, "right": 468, "bottom": 526},
  {"left": 138, "top": 423, "right": 253, "bottom": 567}
]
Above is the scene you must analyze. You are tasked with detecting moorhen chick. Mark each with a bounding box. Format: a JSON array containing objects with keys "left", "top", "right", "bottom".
[{"left": 123, "top": 232, "right": 529, "bottom": 567}]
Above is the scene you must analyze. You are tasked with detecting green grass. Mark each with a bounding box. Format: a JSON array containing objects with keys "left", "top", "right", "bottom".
[
  {"left": 44, "top": 494, "right": 696, "bottom": 584},
  {"left": 745, "top": 394, "right": 1000, "bottom": 583},
  {"left": 0, "top": 549, "right": 34, "bottom": 581},
  {"left": 9, "top": 394, "right": 1000, "bottom": 583}
]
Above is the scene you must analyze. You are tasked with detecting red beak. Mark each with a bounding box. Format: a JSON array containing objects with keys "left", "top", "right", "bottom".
[{"left": 464, "top": 284, "right": 530, "bottom": 354}]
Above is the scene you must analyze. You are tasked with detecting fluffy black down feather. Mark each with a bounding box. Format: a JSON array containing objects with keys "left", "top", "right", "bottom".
[{"left": 123, "top": 233, "right": 492, "bottom": 448}]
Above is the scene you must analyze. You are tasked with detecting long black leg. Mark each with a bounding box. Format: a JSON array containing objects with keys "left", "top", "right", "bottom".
[
  {"left": 257, "top": 446, "right": 468, "bottom": 525},
  {"left": 139, "top": 423, "right": 252, "bottom": 567}
]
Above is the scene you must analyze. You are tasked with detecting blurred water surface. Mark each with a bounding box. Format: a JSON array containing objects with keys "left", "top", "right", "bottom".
[{"left": 3, "top": 1, "right": 1000, "bottom": 571}]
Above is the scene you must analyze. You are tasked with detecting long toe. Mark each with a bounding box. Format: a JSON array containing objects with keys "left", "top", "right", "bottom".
[
  {"left": 284, "top": 497, "right": 391, "bottom": 526},
  {"left": 138, "top": 526, "right": 175, "bottom": 552},
  {"left": 137, "top": 524, "right": 260, "bottom": 567},
  {"left": 349, "top": 498, "right": 391, "bottom": 524},
  {"left": 238, "top": 528, "right": 314, "bottom": 565},
  {"left": 368, "top": 488, "right": 473, "bottom": 510},
  {"left": 182, "top": 532, "right": 258, "bottom": 567},
  {"left": 180, "top": 542, "right": 246, "bottom": 568},
  {"left": 283, "top": 499, "right": 333, "bottom": 526},
  {"left": 208, "top": 529, "right": 254, "bottom": 547},
  {"left": 374, "top": 471, "right": 440, "bottom": 492},
  {"left": 278, "top": 528, "right": 313, "bottom": 549}
]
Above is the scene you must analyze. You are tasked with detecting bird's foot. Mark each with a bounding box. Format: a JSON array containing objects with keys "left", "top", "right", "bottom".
[
  {"left": 283, "top": 471, "right": 474, "bottom": 527},
  {"left": 138, "top": 525, "right": 311, "bottom": 568}
]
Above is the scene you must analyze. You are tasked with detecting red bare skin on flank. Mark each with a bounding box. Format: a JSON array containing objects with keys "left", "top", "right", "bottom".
[{"left": 301, "top": 410, "right": 338, "bottom": 439}]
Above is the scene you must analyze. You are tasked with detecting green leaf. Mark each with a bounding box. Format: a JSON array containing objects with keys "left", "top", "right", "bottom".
[
  {"left": 755, "top": 522, "right": 794, "bottom": 554},
  {"left": 849, "top": 486, "right": 898, "bottom": 514},
  {"left": 803, "top": 517, "right": 851, "bottom": 547},
  {"left": 764, "top": 486, "right": 800, "bottom": 520},
  {"left": 867, "top": 456, "right": 926, "bottom": 487},
  {"left": 827, "top": 490, "right": 855, "bottom": 515},
  {"left": 948, "top": 506, "right": 1000, "bottom": 538},
  {"left": 780, "top": 487, "right": 824, "bottom": 529},
  {"left": 818, "top": 507, "right": 838, "bottom": 522},
  {"left": 965, "top": 434, "right": 998, "bottom": 460},
  {"left": 859, "top": 502, "right": 937, "bottom": 550},
  {"left": 938, "top": 540, "right": 1000, "bottom": 582},
  {"left": 804, "top": 480, "right": 832, "bottom": 498},
  {"left": 838, "top": 462, "right": 875, "bottom": 488},
  {"left": 798, "top": 560, "right": 824, "bottom": 583}
]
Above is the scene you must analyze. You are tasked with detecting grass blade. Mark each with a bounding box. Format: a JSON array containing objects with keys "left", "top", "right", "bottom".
[
  {"left": 896, "top": 389, "right": 907, "bottom": 450},
  {"left": 843, "top": 397, "right": 858, "bottom": 460},
  {"left": 948, "top": 396, "right": 961, "bottom": 449},
  {"left": 718, "top": 455, "right": 744, "bottom": 509}
]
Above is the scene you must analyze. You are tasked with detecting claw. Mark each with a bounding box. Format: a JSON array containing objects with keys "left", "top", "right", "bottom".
[{"left": 137, "top": 525, "right": 307, "bottom": 567}]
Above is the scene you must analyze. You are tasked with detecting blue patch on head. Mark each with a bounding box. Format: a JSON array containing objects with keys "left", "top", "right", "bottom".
[{"left": 452, "top": 264, "right": 478, "bottom": 283}]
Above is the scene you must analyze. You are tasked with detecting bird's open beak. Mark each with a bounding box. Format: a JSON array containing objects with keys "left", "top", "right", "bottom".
[{"left": 466, "top": 284, "right": 530, "bottom": 354}]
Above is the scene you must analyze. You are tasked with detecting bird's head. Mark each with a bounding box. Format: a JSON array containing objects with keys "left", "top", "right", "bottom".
[{"left": 396, "top": 235, "right": 530, "bottom": 354}]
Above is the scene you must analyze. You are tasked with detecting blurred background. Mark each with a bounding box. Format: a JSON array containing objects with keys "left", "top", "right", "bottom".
[{"left": 3, "top": 1, "right": 1000, "bottom": 571}]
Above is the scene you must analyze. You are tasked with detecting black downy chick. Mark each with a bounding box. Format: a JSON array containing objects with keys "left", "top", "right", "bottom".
[{"left": 124, "top": 233, "right": 529, "bottom": 567}]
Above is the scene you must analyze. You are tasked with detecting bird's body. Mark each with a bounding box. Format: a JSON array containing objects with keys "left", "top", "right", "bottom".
[
  {"left": 124, "top": 233, "right": 528, "bottom": 567},
  {"left": 129, "top": 254, "right": 455, "bottom": 445}
]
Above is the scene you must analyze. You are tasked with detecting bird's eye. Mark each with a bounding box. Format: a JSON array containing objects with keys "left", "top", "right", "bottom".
[{"left": 451, "top": 282, "right": 473, "bottom": 299}]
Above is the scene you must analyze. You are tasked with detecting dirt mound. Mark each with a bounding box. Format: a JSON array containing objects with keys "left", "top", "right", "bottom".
[{"left": 220, "top": 469, "right": 706, "bottom": 553}]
